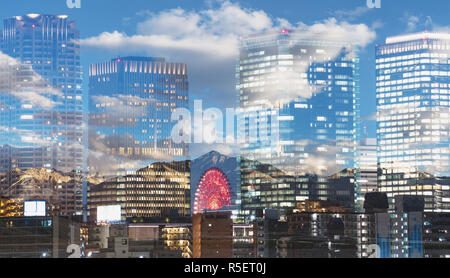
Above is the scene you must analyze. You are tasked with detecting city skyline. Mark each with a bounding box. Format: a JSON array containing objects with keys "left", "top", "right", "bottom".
[
  {"left": 0, "top": 0, "right": 450, "bottom": 260},
  {"left": 1, "top": 0, "right": 448, "bottom": 159},
  {"left": 238, "top": 29, "right": 361, "bottom": 219},
  {"left": 0, "top": 5, "right": 448, "bottom": 208}
]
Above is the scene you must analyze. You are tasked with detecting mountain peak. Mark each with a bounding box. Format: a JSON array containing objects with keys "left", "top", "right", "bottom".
[{"left": 207, "top": 150, "right": 222, "bottom": 156}]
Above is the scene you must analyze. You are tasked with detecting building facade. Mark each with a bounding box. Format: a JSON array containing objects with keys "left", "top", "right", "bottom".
[
  {"left": 238, "top": 30, "right": 360, "bottom": 220},
  {"left": 0, "top": 216, "right": 80, "bottom": 258},
  {"left": 232, "top": 223, "right": 255, "bottom": 258},
  {"left": 376, "top": 32, "right": 450, "bottom": 212},
  {"left": 88, "top": 56, "right": 189, "bottom": 176},
  {"left": 0, "top": 14, "right": 84, "bottom": 217},
  {"left": 358, "top": 138, "right": 378, "bottom": 209},
  {"left": 284, "top": 211, "right": 375, "bottom": 258},
  {"left": 88, "top": 160, "right": 191, "bottom": 222},
  {"left": 0, "top": 14, "right": 84, "bottom": 173},
  {"left": 192, "top": 211, "right": 233, "bottom": 258},
  {"left": 423, "top": 212, "right": 450, "bottom": 258}
]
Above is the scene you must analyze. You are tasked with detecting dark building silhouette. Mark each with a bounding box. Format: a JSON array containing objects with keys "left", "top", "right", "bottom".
[
  {"left": 0, "top": 216, "right": 80, "bottom": 258},
  {"left": 192, "top": 211, "right": 232, "bottom": 258},
  {"left": 364, "top": 192, "right": 389, "bottom": 213}
]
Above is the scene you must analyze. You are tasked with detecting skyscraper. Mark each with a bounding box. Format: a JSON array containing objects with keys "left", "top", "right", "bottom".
[
  {"left": 238, "top": 30, "right": 360, "bottom": 220},
  {"left": 0, "top": 14, "right": 84, "bottom": 216},
  {"left": 376, "top": 32, "right": 450, "bottom": 212},
  {"left": 358, "top": 137, "right": 378, "bottom": 208},
  {"left": 88, "top": 56, "right": 189, "bottom": 176},
  {"left": 0, "top": 14, "right": 83, "bottom": 172}
]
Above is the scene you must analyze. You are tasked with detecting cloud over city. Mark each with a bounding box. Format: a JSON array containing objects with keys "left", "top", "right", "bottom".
[
  {"left": 0, "top": 52, "right": 63, "bottom": 109},
  {"left": 82, "top": 1, "right": 377, "bottom": 107},
  {"left": 80, "top": 1, "right": 378, "bottom": 157}
]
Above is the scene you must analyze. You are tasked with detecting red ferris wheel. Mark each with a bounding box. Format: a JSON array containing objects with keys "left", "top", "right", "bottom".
[{"left": 193, "top": 168, "right": 231, "bottom": 214}]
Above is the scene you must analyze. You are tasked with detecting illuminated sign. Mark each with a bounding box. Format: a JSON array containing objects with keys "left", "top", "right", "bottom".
[
  {"left": 97, "top": 205, "right": 122, "bottom": 223},
  {"left": 24, "top": 201, "right": 46, "bottom": 217}
]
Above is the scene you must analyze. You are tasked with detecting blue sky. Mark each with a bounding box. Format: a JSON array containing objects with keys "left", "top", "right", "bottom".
[{"left": 1, "top": 0, "right": 449, "bottom": 144}]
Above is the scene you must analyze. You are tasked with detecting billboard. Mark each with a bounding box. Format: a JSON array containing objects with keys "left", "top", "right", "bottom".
[
  {"left": 97, "top": 205, "right": 122, "bottom": 223},
  {"left": 24, "top": 201, "right": 46, "bottom": 217}
]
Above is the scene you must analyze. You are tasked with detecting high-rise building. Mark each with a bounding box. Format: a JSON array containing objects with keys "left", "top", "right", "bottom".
[
  {"left": 88, "top": 160, "right": 191, "bottom": 222},
  {"left": 1, "top": 14, "right": 83, "bottom": 172},
  {"left": 376, "top": 32, "right": 450, "bottom": 212},
  {"left": 389, "top": 196, "right": 424, "bottom": 258},
  {"left": 238, "top": 30, "right": 360, "bottom": 219},
  {"left": 88, "top": 56, "right": 189, "bottom": 176},
  {"left": 0, "top": 14, "right": 84, "bottom": 216},
  {"left": 358, "top": 138, "right": 378, "bottom": 208}
]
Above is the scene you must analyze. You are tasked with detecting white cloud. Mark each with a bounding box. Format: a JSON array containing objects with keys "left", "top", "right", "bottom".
[
  {"left": 82, "top": 1, "right": 377, "bottom": 159},
  {"left": 242, "top": 138, "right": 352, "bottom": 176},
  {"left": 0, "top": 51, "right": 63, "bottom": 109},
  {"left": 82, "top": 0, "right": 275, "bottom": 61},
  {"left": 405, "top": 15, "right": 420, "bottom": 32},
  {"left": 82, "top": 1, "right": 377, "bottom": 107},
  {"left": 401, "top": 14, "right": 436, "bottom": 33},
  {"left": 0, "top": 125, "right": 52, "bottom": 148},
  {"left": 190, "top": 142, "right": 239, "bottom": 159},
  {"left": 87, "top": 129, "right": 174, "bottom": 176},
  {"left": 89, "top": 94, "right": 156, "bottom": 127},
  {"left": 82, "top": 30, "right": 237, "bottom": 60},
  {"left": 249, "top": 18, "right": 376, "bottom": 105},
  {"left": 295, "top": 18, "right": 376, "bottom": 47}
]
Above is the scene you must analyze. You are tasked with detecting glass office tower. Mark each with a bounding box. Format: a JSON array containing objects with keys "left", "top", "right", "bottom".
[
  {"left": 0, "top": 14, "right": 84, "bottom": 216},
  {"left": 376, "top": 32, "right": 450, "bottom": 212},
  {"left": 88, "top": 56, "right": 189, "bottom": 176},
  {"left": 0, "top": 14, "right": 83, "bottom": 172},
  {"left": 238, "top": 30, "right": 361, "bottom": 220},
  {"left": 358, "top": 137, "right": 378, "bottom": 206}
]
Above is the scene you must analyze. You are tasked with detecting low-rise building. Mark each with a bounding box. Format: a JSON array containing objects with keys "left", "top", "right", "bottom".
[{"left": 0, "top": 216, "right": 80, "bottom": 258}]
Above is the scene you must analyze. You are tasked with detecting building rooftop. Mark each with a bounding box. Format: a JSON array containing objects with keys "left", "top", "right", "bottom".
[
  {"left": 113, "top": 57, "right": 166, "bottom": 63},
  {"left": 386, "top": 32, "right": 450, "bottom": 44},
  {"left": 10, "top": 14, "right": 69, "bottom": 20}
]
